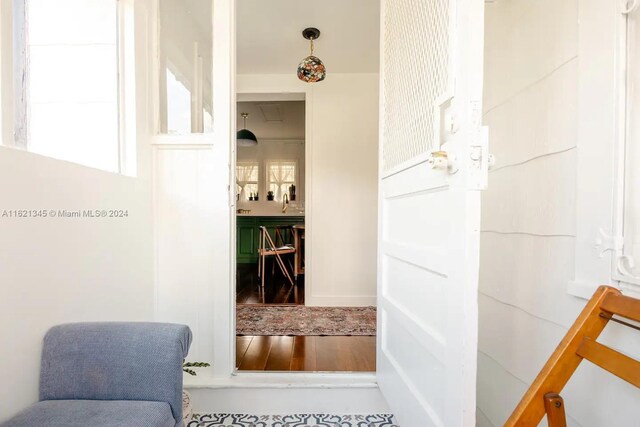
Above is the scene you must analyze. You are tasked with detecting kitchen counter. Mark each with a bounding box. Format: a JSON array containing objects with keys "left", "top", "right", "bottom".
[
  {"left": 237, "top": 212, "right": 305, "bottom": 217},
  {"left": 236, "top": 201, "right": 304, "bottom": 218}
]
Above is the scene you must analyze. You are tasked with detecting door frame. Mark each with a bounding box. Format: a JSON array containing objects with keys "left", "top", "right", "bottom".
[
  {"left": 149, "top": 0, "right": 379, "bottom": 386},
  {"left": 228, "top": 14, "right": 373, "bottom": 380},
  {"left": 232, "top": 90, "right": 312, "bottom": 313}
]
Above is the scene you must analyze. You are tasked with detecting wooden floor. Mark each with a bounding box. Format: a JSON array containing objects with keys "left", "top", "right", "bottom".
[
  {"left": 236, "top": 335, "right": 376, "bottom": 372},
  {"left": 236, "top": 262, "right": 304, "bottom": 305},
  {"left": 236, "top": 264, "right": 375, "bottom": 372}
]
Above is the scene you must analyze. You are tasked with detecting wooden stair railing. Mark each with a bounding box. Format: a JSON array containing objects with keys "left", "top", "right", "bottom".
[{"left": 505, "top": 285, "right": 640, "bottom": 427}]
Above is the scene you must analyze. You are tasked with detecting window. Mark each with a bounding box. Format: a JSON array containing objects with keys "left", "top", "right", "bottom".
[
  {"left": 236, "top": 162, "right": 259, "bottom": 201},
  {"left": 5, "top": 0, "right": 128, "bottom": 173},
  {"left": 158, "top": 0, "right": 213, "bottom": 135},
  {"left": 267, "top": 160, "right": 296, "bottom": 202},
  {"left": 618, "top": 5, "right": 640, "bottom": 289},
  {"left": 569, "top": 3, "right": 640, "bottom": 299}
]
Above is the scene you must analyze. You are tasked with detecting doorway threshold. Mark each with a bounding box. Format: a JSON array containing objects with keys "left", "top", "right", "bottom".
[{"left": 184, "top": 371, "right": 377, "bottom": 389}]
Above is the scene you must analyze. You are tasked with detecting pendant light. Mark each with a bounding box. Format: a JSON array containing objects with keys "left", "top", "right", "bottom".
[
  {"left": 297, "top": 27, "right": 326, "bottom": 83},
  {"left": 237, "top": 113, "right": 258, "bottom": 147}
]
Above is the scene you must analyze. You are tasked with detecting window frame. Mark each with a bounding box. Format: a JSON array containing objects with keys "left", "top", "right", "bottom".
[
  {"left": 265, "top": 159, "right": 297, "bottom": 202},
  {"left": 236, "top": 160, "right": 259, "bottom": 201},
  {"left": 613, "top": 1, "right": 640, "bottom": 291},
  {"left": 568, "top": 0, "right": 640, "bottom": 299}
]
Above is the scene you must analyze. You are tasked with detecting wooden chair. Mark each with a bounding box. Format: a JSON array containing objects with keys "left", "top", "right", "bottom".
[
  {"left": 257, "top": 226, "right": 296, "bottom": 298},
  {"left": 505, "top": 285, "right": 640, "bottom": 427},
  {"left": 274, "top": 225, "right": 294, "bottom": 247}
]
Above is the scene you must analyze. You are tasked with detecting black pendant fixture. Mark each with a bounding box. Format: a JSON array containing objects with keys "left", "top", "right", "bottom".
[
  {"left": 237, "top": 113, "right": 258, "bottom": 147},
  {"left": 297, "top": 27, "right": 326, "bottom": 83}
]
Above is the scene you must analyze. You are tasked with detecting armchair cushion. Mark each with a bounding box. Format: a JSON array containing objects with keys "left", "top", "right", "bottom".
[
  {"left": 39, "top": 322, "right": 191, "bottom": 426},
  {"left": 1, "top": 400, "right": 175, "bottom": 427}
]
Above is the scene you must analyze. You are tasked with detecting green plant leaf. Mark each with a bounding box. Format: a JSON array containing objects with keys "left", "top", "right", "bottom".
[{"left": 183, "top": 361, "right": 211, "bottom": 368}]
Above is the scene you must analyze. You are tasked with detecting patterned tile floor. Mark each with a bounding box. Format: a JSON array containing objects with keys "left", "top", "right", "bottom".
[{"left": 186, "top": 413, "right": 399, "bottom": 427}]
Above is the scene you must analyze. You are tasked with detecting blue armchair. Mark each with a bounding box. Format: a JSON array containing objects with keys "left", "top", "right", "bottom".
[{"left": 1, "top": 322, "right": 192, "bottom": 427}]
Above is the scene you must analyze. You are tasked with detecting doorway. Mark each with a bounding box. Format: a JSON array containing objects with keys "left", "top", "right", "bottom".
[
  {"left": 232, "top": 91, "right": 377, "bottom": 372},
  {"left": 235, "top": 99, "right": 306, "bottom": 306},
  {"left": 153, "top": 0, "right": 485, "bottom": 422},
  {"left": 233, "top": 0, "right": 380, "bottom": 373}
]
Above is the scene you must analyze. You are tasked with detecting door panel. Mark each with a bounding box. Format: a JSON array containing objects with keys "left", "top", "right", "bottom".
[
  {"left": 377, "top": 0, "right": 486, "bottom": 425},
  {"left": 381, "top": 0, "right": 453, "bottom": 172}
]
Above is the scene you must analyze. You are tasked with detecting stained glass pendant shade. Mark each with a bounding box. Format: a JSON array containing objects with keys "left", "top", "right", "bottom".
[
  {"left": 237, "top": 113, "right": 258, "bottom": 147},
  {"left": 297, "top": 28, "right": 326, "bottom": 83}
]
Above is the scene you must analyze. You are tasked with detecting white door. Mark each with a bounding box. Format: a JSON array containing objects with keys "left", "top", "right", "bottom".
[{"left": 377, "top": 0, "right": 487, "bottom": 426}]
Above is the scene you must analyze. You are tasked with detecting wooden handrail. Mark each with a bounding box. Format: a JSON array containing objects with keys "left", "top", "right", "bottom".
[
  {"left": 505, "top": 285, "right": 640, "bottom": 426},
  {"left": 601, "top": 293, "right": 640, "bottom": 323}
]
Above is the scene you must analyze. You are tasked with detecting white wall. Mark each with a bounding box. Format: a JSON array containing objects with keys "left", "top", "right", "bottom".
[
  {"left": 237, "top": 73, "right": 379, "bottom": 306},
  {"left": 0, "top": 147, "right": 154, "bottom": 422},
  {"left": 477, "top": 1, "right": 640, "bottom": 426}
]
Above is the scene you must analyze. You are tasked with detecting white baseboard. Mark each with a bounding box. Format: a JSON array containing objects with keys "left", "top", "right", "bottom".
[
  {"left": 305, "top": 295, "right": 377, "bottom": 307},
  {"left": 188, "top": 387, "right": 390, "bottom": 414}
]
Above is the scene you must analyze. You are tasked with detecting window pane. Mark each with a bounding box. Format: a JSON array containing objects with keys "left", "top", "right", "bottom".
[
  {"left": 24, "top": 0, "right": 119, "bottom": 172},
  {"left": 159, "top": 0, "right": 213, "bottom": 134},
  {"left": 166, "top": 69, "right": 192, "bottom": 135},
  {"left": 236, "top": 162, "right": 258, "bottom": 201},
  {"left": 267, "top": 161, "right": 296, "bottom": 201},
  {"left": 244, "top": 183, "right": 258, "bottom": 199}
]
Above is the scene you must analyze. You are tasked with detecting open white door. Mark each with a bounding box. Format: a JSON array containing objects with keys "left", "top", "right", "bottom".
[{"left": 377, "top": 0, "right": 486, "bottom": 426}]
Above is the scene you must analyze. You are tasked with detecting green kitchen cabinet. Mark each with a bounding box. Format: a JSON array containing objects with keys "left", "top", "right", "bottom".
[
  {"left": 236, "top": 216, "right": 304, "bottom": 264},
  {"left": 237, "top": 218, "right": 257, "bottom": 264}
]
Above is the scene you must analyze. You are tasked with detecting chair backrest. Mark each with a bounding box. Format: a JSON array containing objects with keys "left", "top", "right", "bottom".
[
  {"left": 505, "top": 286, "right": 640, "bottom": 426},
  {"left": 259, "top": 226, "right": 278, "bottom": 251},
  {"left": 39, "top": 322, "right": 192, "bottom": 426},
  {"left": 274, "top": 225, "right": 294, "bottom": 246}
]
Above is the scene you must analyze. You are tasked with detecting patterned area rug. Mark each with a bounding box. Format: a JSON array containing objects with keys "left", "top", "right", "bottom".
[
  {"left": 236, "top": 306, "right": 377, "bottom": 336},
  {"left": 187, "top": 414, "right": 398, "bottom": 427}
]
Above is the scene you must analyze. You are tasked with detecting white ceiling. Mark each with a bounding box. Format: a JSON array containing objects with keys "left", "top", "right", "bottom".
[
  {"left": 237, "top": 0, "right": 380, "bottom": 74},
  {"left": 237, "top": 101, "right": 305, "bottom": 140}
]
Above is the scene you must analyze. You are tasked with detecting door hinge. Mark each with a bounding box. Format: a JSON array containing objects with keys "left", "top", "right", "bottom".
[
  {"left": 468, "top": 126, "right": 492, "bottom": 190},
  {"left": 435, "top": 94, "right": 456, "bottom": 148}
]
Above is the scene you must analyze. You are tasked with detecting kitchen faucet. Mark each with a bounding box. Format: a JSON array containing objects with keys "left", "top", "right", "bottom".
[{"left": 282, "top": 193, "right": 289, "bottom": 213}]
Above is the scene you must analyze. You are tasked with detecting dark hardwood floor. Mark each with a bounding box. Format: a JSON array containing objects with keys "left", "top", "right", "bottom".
[
  {"left": 236, "top": 263, "right": 375, "bottom": 372},
  {"left": 236, "top": 335, "right": 376, "bottom": 372},
  {"left": 236, "top": 262, "right": 304, "bottom": 305}
]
